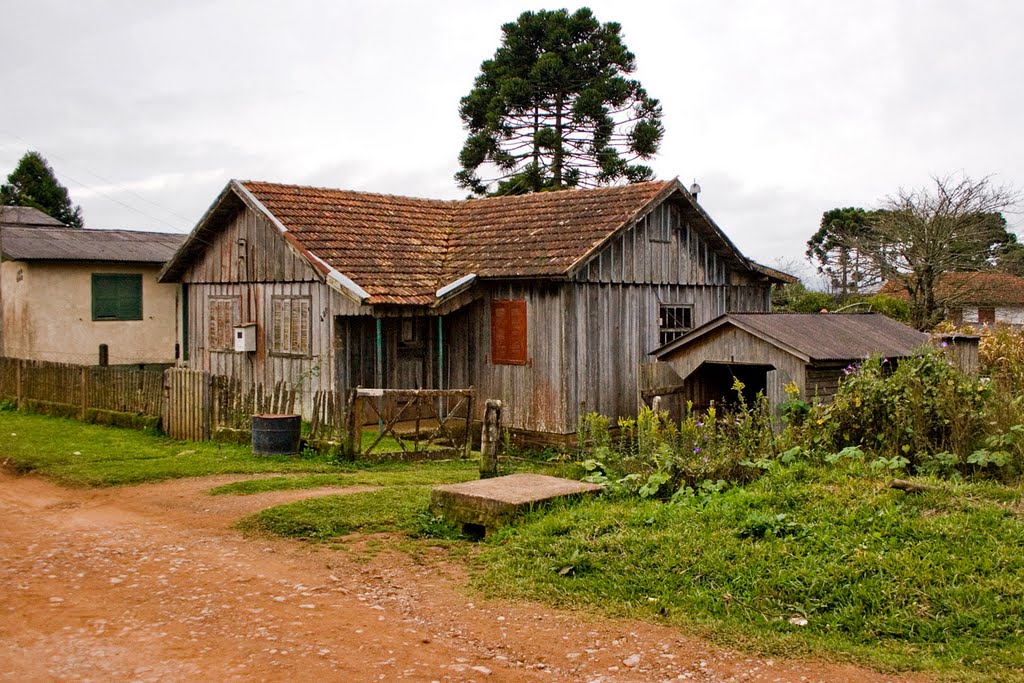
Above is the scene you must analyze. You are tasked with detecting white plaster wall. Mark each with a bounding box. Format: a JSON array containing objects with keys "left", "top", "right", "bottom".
[
  {"left": 997, "top": 307, "right": 1024, "bottom": 326},
  {"left": 961, "top": 306, "right": 1024, "bottom": 326},
  {"left": 1, "top": 261, "right": 178, "bottom": 365}
]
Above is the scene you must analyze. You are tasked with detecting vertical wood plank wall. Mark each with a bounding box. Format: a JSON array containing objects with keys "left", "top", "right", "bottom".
[
  {"left": 447, "top": 201, "right": 774, "bottom": 435},
  {"left": 180, "top": 204, "right": 365, "bottom": 416},
  {"left": 177, "top": 195, "right": 775, "bottom": 431}
]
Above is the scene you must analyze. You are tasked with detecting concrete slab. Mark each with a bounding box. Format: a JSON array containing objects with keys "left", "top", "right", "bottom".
[{"left": 430, "top": 473, "right": 604, "bottom": 536}]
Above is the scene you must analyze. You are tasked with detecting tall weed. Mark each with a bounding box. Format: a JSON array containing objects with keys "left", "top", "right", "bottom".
[{"left": 578, "top": 381, "right": 780, "bottom": 498}]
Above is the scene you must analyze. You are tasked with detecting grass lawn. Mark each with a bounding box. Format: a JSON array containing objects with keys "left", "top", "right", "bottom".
[
  {"left": 208, "top": 463, "right": 479, "bottom": 495},
  {"left": 474, "top": 463, "right": 1024, "bottom": 682},
  {"left": 0, "top": 411, "right": 478, "bottom": 487}
]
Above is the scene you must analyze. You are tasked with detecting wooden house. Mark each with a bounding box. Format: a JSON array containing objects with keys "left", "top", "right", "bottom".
[
  {"left": 0, "top": 208, "right": 184, "bottom": 365},
  {"left": 651, "top": 312, "right": 930, "bottom": 414},
  {"left": 158, "top": 178, "right": 789, "bottom": 438}
]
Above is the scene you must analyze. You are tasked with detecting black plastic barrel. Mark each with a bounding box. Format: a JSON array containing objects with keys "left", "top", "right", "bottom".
[{"left": 252, "top": 414, "right": 301, "bottom": 455}]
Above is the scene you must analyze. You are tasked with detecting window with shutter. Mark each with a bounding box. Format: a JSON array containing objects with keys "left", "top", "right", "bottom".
[
  {"left": 271, "top": 296, "right": 311, "bottom": 356},
  {"left": 208, "top": 297, "right": 238, "bottom": 351},
  {"left": 91, "top": 274, "right": 143, "bottom": 321},
  {"left": 491, "top": 299, "right": 527, "bottom": 365}
]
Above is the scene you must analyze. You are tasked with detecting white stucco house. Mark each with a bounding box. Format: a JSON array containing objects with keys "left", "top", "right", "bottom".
[{"left": 0, "top": 206, "right": 185, "bottom": 365}]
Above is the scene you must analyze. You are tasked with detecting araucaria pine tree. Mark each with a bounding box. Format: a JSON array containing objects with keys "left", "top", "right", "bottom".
[
  {"left": 1, "top": 151, "right": 84, "bottom": 227},
  {"left": 455, "top": 8, "right": 664, "bottom": 196}
]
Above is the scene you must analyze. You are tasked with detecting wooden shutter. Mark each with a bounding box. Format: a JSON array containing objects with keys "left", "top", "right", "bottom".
[
  {"left": 92, "top": 274, "right": 142, "bottom": 320},
  {"left": 208, "top": 297, "right": 237, "bottom": 350},
  {"left": 271, "top": 296, "right": 311, "bottom": 356},
  {"left": 491, "top": 300, "right": 527, "bottom": 365}
]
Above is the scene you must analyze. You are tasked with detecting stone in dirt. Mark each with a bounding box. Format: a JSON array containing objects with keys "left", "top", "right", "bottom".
[{"left": 430, "top": 473, "right": 603, "bottom": 536}]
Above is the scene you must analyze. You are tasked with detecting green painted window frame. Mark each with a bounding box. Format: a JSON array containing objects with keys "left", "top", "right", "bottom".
[{"left": 92, "top": 273, "right": 143, "bottom": 321}]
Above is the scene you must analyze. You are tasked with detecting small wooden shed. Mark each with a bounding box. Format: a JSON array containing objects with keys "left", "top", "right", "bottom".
[{"left": 650, "top": 313, "right": 930, "bottom": 412}]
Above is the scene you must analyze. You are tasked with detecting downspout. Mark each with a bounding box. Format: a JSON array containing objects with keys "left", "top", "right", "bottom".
[
  {"left": 375, "top": 317, "right": 383, "bottom": 431},
  {"left": 437, "top": 316, "right": 445, "bottom": 420},
  {"left": 437, "top": 316, "right": 444, "bottom": 391}
]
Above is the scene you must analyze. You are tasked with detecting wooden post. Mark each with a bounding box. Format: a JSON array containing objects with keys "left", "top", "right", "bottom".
[
  {"left": 464, "top": 387, "right": 474, "bottom": 460},
  {"left": 15, "top": 359, "right": 22, "bottom": 409},
  {"left": 344, "top": 388, "right": 359, "bottom": 461},
  {"left": 480, "top": 399, "right": 501, "bottom": 479},
  {"left": 79, "top": 366, "right": 87, "bottom": 420}
]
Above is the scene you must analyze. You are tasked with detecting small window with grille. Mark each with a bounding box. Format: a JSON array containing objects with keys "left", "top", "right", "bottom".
[{"left": 659, "top": 304, "right": 693, "bottom": 346}]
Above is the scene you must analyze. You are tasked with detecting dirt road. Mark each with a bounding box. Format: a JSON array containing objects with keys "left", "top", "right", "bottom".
[{"left": 0, "top": 470, "right": 921, "bottom": 682}]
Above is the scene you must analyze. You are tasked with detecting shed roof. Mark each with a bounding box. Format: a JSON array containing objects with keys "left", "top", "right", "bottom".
[
  {"left": 882, "top": 272, "right": 1024, "bottom": 307},
  {"left": 0, "top": 206, "right": 68, "bottom": 227},
  {"left": 654, "top": 313, "right": 930, "bottom": 363},
  {"left": 1, "top": 226, "right": 185, "bottom": 263},
  {"left": 162, "top": 178, "right": 776, "bottom": 306}
]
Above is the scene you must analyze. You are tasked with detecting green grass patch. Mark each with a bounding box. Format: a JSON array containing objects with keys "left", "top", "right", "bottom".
[
  {"left": 208, "top": 461, "right": 479, "bottom": 495},
  {"left": 474, "top": 463, "right": 1024, "bottom": 681},
  {"left": 238, "top": 486, "right": 449, "bottom": 540},
  {"left": 0, "top": 412, "right": 332, "bottom": 486}
]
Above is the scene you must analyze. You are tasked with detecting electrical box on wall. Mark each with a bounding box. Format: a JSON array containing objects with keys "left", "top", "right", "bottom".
[{"left": 234, "top": 323, "right": 257, "bottom": 353}]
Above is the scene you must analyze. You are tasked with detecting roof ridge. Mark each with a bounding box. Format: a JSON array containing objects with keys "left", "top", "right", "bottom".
[
  {"left": 239, "top": 178, "right": 676, "bottom": 208},
  {"left": 238, "top": 179, "right": 460, "bottom": 206}
]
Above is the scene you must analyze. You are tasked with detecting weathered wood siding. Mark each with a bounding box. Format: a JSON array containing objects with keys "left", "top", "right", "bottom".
[
  {"left": 575, "top": 202, "right": 733, "bottom": 287},
  {"left": 805, "top": 364, "right": 844, "bottom": 404},
  {"left": 181, "top": 204, "right": 319, "bottom": 285},
  {"left": 658, "top": 326, "right": 808, "bottom": 413},
  {"left": 558, "top": 200, "right": 772, "bottom": 429},
  {"left": 444, "top": 283, "right": 569, "bottom": 434},
  {"left": 178, "top": 202, "right": 366, "bottom": 416}
]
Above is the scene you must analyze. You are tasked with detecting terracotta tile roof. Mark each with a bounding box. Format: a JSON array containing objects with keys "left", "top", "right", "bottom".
[
  {"left": 165, "top": 178, "right": 758, "bottom": 306},
  {"left": 446, "top": 181, "right": 675, "bottom": 278},
  {"left": 881, "top": 272, "right": 1024, "bottom": 307},
  {"left": 241, "top": 182, "right": 455, "bottom": 306},
  {"left": 239, "top": 180, "right": 676, "bottom": 305}
]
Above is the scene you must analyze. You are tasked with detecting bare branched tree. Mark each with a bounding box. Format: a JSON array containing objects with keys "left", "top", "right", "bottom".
[{"left": 871, "top": 174, "right": 1020, "bottom": 329}]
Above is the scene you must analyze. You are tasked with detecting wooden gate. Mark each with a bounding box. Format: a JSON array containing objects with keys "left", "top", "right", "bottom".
[
  {"left": 344, "top": 388, "right": 475, "bottom": 461},
  {"left": 163, "top": 368, "right": 211, "bottom": 441}
]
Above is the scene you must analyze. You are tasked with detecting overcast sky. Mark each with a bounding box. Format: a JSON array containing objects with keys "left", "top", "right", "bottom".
[{"left": 3, "top": 0, "right": 1022, "bottom": 282}]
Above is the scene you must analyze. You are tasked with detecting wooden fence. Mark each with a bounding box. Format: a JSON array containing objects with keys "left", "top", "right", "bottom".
[
  {"left": 0, "top": 357, "right": 165, "bottom": 421},
  {"left": 163, "top": 369, "right": 300, "bottom": 441},
  {"left": 0, "top": 357, "right": 476, "bottom": 458}
]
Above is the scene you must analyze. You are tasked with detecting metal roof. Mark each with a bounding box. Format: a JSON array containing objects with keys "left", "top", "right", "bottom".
[
  {"left": 654, "top": 313, "right": 930, "bottom": 362},
  {"left": 1, "top": 226, "right": 185, "bottom": 263},
  {"left": 0, "top": 206, "right": 67, "bottom": 227}
]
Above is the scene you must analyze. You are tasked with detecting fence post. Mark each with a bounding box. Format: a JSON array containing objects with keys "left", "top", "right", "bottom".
[
  {"left": 464, "top": 387, "right": 475, "bottom": 460},
  {"left": 79, "top": 366, "right": 88, "bottom": 420},
  {"left": 480, "top": 399, "right": 502, "bottom": 479},
  {"left": 15, "top": 359, "right": 22, "bottom": 409},
  {"left": 344, "top": 388, "right": 359, "bottom": 461}
]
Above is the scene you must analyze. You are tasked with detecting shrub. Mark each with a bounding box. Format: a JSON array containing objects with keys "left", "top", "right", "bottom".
[{"left": 807, "top": 350, "right": 1023, "bottom": 479}]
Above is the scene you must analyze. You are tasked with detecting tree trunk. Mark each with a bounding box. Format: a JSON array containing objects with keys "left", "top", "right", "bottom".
[{"left": 553, "top": 92, "right": 564, "bottom": 189}]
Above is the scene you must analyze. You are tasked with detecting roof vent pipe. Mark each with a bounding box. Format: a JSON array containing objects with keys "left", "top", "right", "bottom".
[{"left": 689, "top": 179, "right": 701, "bottom": 200}]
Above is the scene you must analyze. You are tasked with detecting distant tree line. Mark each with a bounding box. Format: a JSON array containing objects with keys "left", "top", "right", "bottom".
[{"left": 806, "top": 174, "right": 1021, "bottom": 329}]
